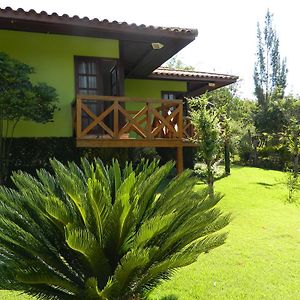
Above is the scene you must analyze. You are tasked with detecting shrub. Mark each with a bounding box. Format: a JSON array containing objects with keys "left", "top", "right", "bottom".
[
  {"left": 194, "top": 162, "right": 224, "bottom": 181},
  {"left": 0, "top": 159, "right": 230, "bottom": 299}
]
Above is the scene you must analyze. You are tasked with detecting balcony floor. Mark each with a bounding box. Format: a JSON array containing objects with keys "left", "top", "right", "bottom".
[{"left": 76, "top": 137, "right": 196, "bottom": 148}]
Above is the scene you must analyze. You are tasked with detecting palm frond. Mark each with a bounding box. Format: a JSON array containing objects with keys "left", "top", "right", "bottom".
[{"left": 0, "top": 158, "right": 230, "bottom": 299}]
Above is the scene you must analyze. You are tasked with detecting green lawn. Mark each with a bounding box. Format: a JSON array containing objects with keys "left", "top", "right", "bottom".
[
  {"left": 149, "top": 166, "right": 300, "bottom": 299},
  {"left": 1, "top": 166, "right": 300, "bottom": 299}
]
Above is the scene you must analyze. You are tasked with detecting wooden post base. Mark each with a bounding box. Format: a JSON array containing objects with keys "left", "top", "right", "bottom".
[{"left": 176, "top": 146, "right": 184, "bottom": 174}]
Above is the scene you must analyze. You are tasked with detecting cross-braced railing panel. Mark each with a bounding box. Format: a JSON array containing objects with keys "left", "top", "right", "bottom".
[{"left": 76, "top": 95, "right": 194, "bottom": 141}]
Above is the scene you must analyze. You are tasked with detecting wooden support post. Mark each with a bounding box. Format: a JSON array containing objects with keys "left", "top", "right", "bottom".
[
  {"left": 113, "top": 100, "right": 119, "bottom": 138},
  {"left": 176, "top": 146, "right": 184, "bottom": 174},
  {"left": 147, "top": 101, "right": 152, "bottom": 139},
  {"left": 178, "top": 101, "right": 183, "bottom": 139},
  {"left": 76, "top": 96, "right": 82, "bottom": 138}
]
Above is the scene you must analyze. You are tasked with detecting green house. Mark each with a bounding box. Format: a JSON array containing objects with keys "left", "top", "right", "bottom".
[{"left": 0, "top": 7, "right": 238, "bottom": 171}]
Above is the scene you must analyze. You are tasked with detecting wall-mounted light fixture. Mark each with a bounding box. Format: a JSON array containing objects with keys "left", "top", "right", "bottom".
[
  {"left": 151, "top": 42, "right": 164, "bottom": 50},
  {"left": 208, "top": 82, "right": 216, "bottom": 87}
]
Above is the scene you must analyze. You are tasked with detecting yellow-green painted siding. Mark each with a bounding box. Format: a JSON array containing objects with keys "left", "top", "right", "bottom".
[
  {"left": 124, "top": 79, "right": 187, "bottom": 98},
  {"left": 0, "top": 29, "right": 119, "bottom": 137},
  {"left": 0, "top": 30, "right": 187, "bottom": 137},
  {"left": 124, "top": 79, "right": 187, "bottom": 111}
]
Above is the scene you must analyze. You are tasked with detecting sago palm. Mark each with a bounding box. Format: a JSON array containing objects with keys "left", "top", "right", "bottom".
[{"left": 0, "top": 158, "right": 230, "bottom": 299}]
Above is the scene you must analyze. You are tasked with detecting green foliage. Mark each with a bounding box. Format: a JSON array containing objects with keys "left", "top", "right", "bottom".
[
  {"left": 254, "top": 10, "right": 287, "bottom": 108},
  {"left": 163, "top": 55, "right": 195, "bottom": 71},
  {"left": 0, "top": 52, "right": 59, "bottom": 184},
  {"left": 207, "top": 87, "right": 257, "bottom": 166},
  {"left": 286, "top": 170, "right": 300, "bottom": 203},
  {"left": 194, "top": 162, "right": 224, "bottom": 181},
  {"left": 0, "top": 52, "right": 58, "bottom": 123},
  {"left": 0, "top": 158, "right": 230, "bottom": 299},
  {"left": 5, "top": 138, "right": 164, "bottom": 187},
  {"left": 239, "top": 95, "right": 300, "bottom": 170},
  {"left": 254, "top": 99, "right": 287, "bottom": 134},
  {"left": 189, "top": 95, "right": 223, "bottom": 165}
]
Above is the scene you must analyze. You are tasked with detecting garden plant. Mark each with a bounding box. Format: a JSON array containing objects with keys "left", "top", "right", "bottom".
[{"left": 0, "top": 158, "right": 230, "bottom": 300}]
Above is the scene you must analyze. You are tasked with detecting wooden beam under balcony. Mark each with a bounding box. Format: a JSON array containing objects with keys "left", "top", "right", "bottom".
[{"left": 76, "top": 138, "right": 195, "bottom": 148}]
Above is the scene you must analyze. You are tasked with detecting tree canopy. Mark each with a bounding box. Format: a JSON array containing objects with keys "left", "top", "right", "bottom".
[{"left": 0, "top": 52, "right": 59, "bottom": 183}]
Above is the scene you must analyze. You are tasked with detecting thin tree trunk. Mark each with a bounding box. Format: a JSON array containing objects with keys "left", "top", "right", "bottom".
[
  {"left": 253, "top": 140, "right": 258, "bottom": 167},
  {"left": 207, "top": 162, "right": 214, "bottom": 199},
  {"left": 224, "top": 140, "right": 230, "bottom": 175},
  {"left": 0, "top": 119, "right": 19, "bottom": 185},
  {"left": 293, "top": 131, "right": 299, "bottom": 178},
  {"left": 247, "top": 130, "right": 258, "bottom": 166}
]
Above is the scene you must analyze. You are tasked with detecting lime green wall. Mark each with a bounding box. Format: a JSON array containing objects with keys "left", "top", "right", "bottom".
[
  {"left": 124, "top": 79, "right": 187, "bottom": 111},
  {"left": 125, "top": 79, "right": 187, "bottom": 98},
  {"left": 0, "top": 30, "right": 119, "bottom": 137}
]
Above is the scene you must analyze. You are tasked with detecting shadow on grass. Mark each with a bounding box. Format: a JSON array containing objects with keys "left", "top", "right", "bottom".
[
  {"left": 159, "top": 296, "right": 178, "bottom": 300},
  {"left": 256, "top": 182, "right": 274, "bottom": 187},
  {"left": 255, "top": 181, "right": 286, "bottom": 187}
]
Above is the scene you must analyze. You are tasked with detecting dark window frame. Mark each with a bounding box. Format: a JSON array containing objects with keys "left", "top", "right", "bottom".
[
  {"left": 161, "top": 91, "right": 189, "bottom": 116},
  {"left": 161, "top": 91, "right": 185, "bottom": 100},
  {"left": 74, "top": 56, "right": 121, "bottom": 96}
]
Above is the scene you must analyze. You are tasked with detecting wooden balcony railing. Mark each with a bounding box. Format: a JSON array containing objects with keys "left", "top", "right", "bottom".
[{"left": 75, "top": 95, "right": 194, "bottom": 147}]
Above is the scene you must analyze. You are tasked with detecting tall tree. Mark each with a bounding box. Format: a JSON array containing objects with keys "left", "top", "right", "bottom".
[{"left": 254, "top": 10, "right": 287, "bottom": 108}]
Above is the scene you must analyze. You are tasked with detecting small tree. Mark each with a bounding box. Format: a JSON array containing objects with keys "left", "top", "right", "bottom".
[
  {"left": 282, "top": 115, "right": 300, "bottom": 202},
  {"left": 0, "top": 158, "right": 230, "bottom": 299},
  {"left": 207, "top": 88, "right": 234, "bottom": 175},
  {"left": 0, "top": 52, "right": 58, "bottom": 184},
  {"left": 283, "top": 120, "right": 300, "bottom": 203},
  {"left": 189, "top": 94, "right": 223, "bottom": 198}
]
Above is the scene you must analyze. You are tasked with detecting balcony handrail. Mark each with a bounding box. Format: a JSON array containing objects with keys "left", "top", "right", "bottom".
[
  {"left": 75, "top": 95, "right": 194, "bottom": 141},
  {"left": 77, "top": 94, "right": 183, "bottom": 105}
]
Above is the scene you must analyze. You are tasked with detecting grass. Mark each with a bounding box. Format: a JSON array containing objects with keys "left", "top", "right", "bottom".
[
  {"left": 1, "top": 166, "right": 300, "bottom": 299},
  {"left": 149, "top": 166, "right": 300, "bottom": 299}
]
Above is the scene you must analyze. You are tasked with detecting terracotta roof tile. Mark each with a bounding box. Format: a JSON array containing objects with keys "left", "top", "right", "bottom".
[
  {"left": 151, "top": 67, "right": 238, "bottom": 81},
  {"left": 0, "top": 6, "right": 198, "bottom": 37}
]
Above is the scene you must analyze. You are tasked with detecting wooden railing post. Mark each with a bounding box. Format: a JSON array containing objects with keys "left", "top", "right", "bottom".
[
  {"left": 113, "top": 99, "right": 119, "bottom": 138},
  {"left": 147, "top": 101, "right": 152, "bottom": 139},
  {"left": 76, "top": 96, "right": 82, "bottom": 138},
  {"left": 178, "top": 101, "right": 183, "bottom": 140}
]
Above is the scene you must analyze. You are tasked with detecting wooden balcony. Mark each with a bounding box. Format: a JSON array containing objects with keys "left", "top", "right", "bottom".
[{"left": 75, "top": 95, "right": 195, "bottom": 148}]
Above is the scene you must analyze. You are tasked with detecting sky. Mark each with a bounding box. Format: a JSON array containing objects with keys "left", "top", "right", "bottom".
[{"left": 1, "top": 0, "right": 299, "bottom": 99}]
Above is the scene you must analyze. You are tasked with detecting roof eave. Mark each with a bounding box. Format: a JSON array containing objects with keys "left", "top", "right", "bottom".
[{"left": 0, "top": 7, "right": 198, "bottom": 41}]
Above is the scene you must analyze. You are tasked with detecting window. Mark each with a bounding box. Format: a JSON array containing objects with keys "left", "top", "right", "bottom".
[
  {"left": 75, "top": 58, "right": 101, "bottom": 95},
  {"left": 161, "top": 91, "right": 184, "bottom": 100},
  {"left": 75, "top": 57, "right": 120, "bottom": 135},
  {"left": 161, "top": 91, "right": 188, "bottom": 116},
  {"left": 75, "top": 57, "right": 120, "bottom": 96}
]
